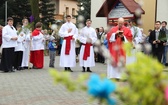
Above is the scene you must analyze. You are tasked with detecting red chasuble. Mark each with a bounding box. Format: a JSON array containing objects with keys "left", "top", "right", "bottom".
[
  {"left": 107, "top": 26, "right": 132, "bottom": 67},
  {"left": 30, "top": 28, "right": 44, "bottom": 69}
]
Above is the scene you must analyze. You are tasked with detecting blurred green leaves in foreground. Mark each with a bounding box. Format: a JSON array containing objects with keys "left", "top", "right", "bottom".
[
  {"left": 49, "top": 43, "right": 168, "bottom": 105},
  {"left": 121, "top": 43, "right": 168, "bottom": 105}
]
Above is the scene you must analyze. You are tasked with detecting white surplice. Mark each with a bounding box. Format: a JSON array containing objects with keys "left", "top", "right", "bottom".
[
  {"left": 130, "top": 26, "right": 143, "bottom": 45},
  {"left": 15, "top": 32, "right": 25, "bottom": 52},
  {"left": 78, "top": 26, "right": 97, "bottom": 67},
  {"left": 2, "top": 25, "right": 18, "bottom": 48},
  {"left": 31, "top": 32, "right": 45, "bottom": 51},
  {"left": 21, "top": 27, "right": 31, "bottom": 67},
  {"left": 58, "top": 22, "right": 78, "bottom": 67}
]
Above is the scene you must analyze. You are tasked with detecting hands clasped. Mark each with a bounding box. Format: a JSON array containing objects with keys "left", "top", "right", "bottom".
[
  {"left": 86, "top": 38, "right": 92, "bottom": 43},
  {"left": 153, "top": 40, "right": 160, "bottom": 44},
  {"left": 68, "top": 28, "right": 72, "bottom": 33},
  {"left": 11, "top": 37, "right": 18, "bottom": 40},
  {"left": 116, "top": 30, "right": 124, "bottom": 38}
]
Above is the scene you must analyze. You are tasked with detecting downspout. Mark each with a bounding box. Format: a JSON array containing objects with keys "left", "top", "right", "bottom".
[{"left": 155, "top": 0, "right": 157, "bottom": 21}]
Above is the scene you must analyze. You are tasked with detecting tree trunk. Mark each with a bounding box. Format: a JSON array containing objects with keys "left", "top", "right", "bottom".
[{"left": 29, "top": 0, "right": 40, "bottom": 23}]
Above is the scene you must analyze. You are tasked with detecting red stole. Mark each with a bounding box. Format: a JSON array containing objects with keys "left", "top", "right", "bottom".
[
  {"left": 64, "top": 36, "right": 73, "bottom": 55},
  {"left": 83, "top": 43, "right": 92, "bottom": 60},
  {"left": 107, "top": 26, "right": 132, "bottom": 67}
]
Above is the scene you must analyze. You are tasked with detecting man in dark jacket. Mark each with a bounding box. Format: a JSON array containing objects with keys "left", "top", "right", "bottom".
[
  {"left": 161, "top": 21, "right": 168, "bottom": 65},
  {"left": 149, "top": 21, "right": 166, "bottom": 63}
]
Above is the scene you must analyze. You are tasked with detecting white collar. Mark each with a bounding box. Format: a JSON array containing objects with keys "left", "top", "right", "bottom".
[{"left": 155, "top": 29, "right": 160, "bottom": 32}]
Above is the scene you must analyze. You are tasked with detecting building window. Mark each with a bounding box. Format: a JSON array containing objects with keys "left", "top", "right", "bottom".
[
  {"left": 66, "top": 7, "right": 69, "bottom": 15},
  {"left": 72, "top": 8, "right": 75, "bottom": 16}
]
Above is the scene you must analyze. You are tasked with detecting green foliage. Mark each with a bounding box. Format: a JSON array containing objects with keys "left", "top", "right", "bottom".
[
  {"left": 118, "top": 43, "right": 168, "bottom": 105},
  {"left": 0, "top": 0, "right": 31, "bottom": 26},
  {"left": 49, "top": 69, "right": 117, "bottom": 105},
  {"left": 49, "top": 43, "right": 168, "bottom": 105},
  {"left": 29, "top": 0, "right": 40, "bottom": 23},
  {"left": 17, "top": 22, "right": 34, "bottom": 35},
  {"left": 39, "top": 0, "right": 55, "bottom": 29},
  {"left": 49, "top": 69, "right": 89, "bottom": 92},
  {"left": 77, "top": 0, "right": 91, "bottom": 22}
]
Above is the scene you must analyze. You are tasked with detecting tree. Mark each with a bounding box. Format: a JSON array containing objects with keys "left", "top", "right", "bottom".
[
  {"left": 12, "top": 0, "right": 31, "bottom": 25},
  {"left": 0, "top": 0, "right": 31, "bottom": 26},
  {"left": 39, "top": 0, "right": 55, "bottom": 29},
  {"left": 0, "top": 0, "right": 6, "bottom": 25},
  {"left": 77, "top": 0, "right": 91, "bottom": 22},
  {"left": 29, "top": 0, "right": 40, "bottom": 23}
]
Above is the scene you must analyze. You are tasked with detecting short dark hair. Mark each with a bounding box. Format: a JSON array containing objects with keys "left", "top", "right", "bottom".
[
  {"left": 99, "top": 27, "right": 104, "bottom": 31},
  {"left": 86, "top": 19, "right": 92, "bottom": 22},
  {"left": 128, "top": 19, "right": 135, "bottom": 23},
  {"left": 66, "top": 15, "right": 71, "bottom": 18},
  {"left": 155, "top": 21, "right": 161, "bottom": 24},
  {"left": 35, "top": 22, "right": 42, "bottom": 28},
  {"left": 96, "top": 28, "right": 99, "bottom": 32},
  {"left": 7, "top": 17, "right": 13, "bottom": 22},
  {"left": 148, "top": 29, "right": 152, "bottom": 33},
  {"left": 162, "top": 21, "right": 167, "bottom": 25}
]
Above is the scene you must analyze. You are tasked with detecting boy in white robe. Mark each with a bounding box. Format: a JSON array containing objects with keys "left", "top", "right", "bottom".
[
  {"left": 21, "top": 19, "right": 31, "bottom": 69},
  {"left": 14, "top": 24, "right": 25, "bottom": 70},
  {"left": 58, "top": 15, "right": 78, "bottom": 72},
  {"left": 78, "top": 19, "right": 97, "bottom": 72}
]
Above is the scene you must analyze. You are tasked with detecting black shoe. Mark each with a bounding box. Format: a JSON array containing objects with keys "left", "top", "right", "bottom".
[
  {"left": 23, "top": 66, "right": 29, "bottom": 69},
  {"left": 82, "top": 67, "right": 85, "bottom": 72},
  {"left": 49, "top": 65, "right": 55, "bottom": 68},
  {"left": 64, "top": 67, "right": 68, "bottom": 71},
  {"left": 32, "top": 66, "right": 38, "bottom": 69},
  {"left": 17, "top": 67, "right": 22, "bottom": 71},
  {"left": 87, "top": 70, "right": 92, "bottom": 72},
  {"left": 87, "top": 67, "right": 92, "bottom": 72},
  {"left": 68, "top": 67, "right": 73, "bottom": 72},
  {"left": 165, "top": 63, "right": 168, "bottom": 66},
  {"left": 3, "top": 70, "right": 9, "bottom": 73}
]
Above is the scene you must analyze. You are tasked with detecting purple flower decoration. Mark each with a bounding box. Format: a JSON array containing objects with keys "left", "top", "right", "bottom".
[
  {"left": 29, "top": 15, "right": 34, "bottom": 23},
  {"left": 88, "top": 74, "right": 116, "bottom": 105}
]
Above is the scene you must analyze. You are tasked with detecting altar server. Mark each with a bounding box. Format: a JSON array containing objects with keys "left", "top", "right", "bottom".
[
  {"left": 58, "top": 15, "right": 78, "bottom": 72},
  {"left": 78, "top": 19, "right": 97, "bottom": 72}
]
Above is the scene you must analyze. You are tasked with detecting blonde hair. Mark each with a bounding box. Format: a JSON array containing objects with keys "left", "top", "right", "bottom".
[{"left": 22, "top": 18, "right": 29, "bottom": 24}]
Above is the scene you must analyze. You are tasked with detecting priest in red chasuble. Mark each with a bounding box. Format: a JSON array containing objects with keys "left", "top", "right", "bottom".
[
  {"left": 30, "top": 22, "right": 45, "bottom": 69},
  {"left": 107, "top": 17, "right": 132, "bottom": 79}
]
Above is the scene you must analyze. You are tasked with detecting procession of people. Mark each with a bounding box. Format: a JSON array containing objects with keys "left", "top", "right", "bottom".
[{"left": 0, "top": 16, "right": 167, "bottom": 80}]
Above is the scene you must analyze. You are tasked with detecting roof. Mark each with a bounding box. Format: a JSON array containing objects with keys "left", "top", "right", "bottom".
[{"left": 96, "top": 0, "right": 145, "bottom": 17}]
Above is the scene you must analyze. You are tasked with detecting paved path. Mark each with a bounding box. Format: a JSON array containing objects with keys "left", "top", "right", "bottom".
[
  {"left": 0, "top": 56, "right": 109, "bottom": 105},
  {"left": 0, "top": 56, "right": 167, "bottom": 105}
]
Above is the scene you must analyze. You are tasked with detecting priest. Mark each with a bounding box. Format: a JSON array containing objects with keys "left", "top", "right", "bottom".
[{"left": 107, "top": 17, "right": 132, "bottom": 79}]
